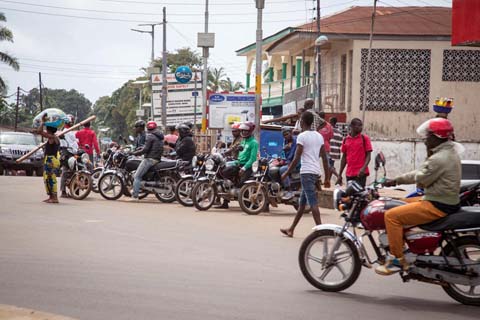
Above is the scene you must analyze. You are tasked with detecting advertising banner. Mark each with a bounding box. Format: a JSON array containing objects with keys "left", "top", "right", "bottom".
[{"left": 208, "top": 93, "right": 256, "bottom": 129}]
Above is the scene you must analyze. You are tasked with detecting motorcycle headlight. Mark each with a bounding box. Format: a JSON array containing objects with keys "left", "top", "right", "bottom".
[
  {"left": 205, "top": 158, "right": 215, "bottom": 171},
  {"left": 333, "top": 188, "right": 347, "bottom": 211},
  {"left": 191, "top": 155, "right": 197, "bottom": 168},
  {"left": 252, "top": 161, "right": 259, "bottom": 173},
  {"left": 81, "top": 152, "right": 90, "bottom": 164}
]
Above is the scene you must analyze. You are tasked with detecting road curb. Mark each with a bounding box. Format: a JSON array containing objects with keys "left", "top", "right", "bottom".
[{"left": 0, "top": 304, "right": 79, "bottom": 320}]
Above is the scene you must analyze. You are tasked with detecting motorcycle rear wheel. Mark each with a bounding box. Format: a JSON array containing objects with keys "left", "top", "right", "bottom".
[
  {"left": 299, "top": 229, "right": 362, "bottom": 292},
  {"left": 68, "top": 172, "right": 92, "bottom": 200},
  {"left": 175, "top": 176, "right": 194, "bottom": 207},
  {"left": 442, "top": 236, "right": 480, "bottom": 306},
  {"left": 192, "top": 180, "right": 216, "bottom": 211},
  {"left": 239, "top": 183, "right": 267, "bottom": 215},
  {"left": 98, "top": 172, "right": 124, "bottom": 200},
  {"left": 154, "top": 175, "right": 177, "bottom": 203}
]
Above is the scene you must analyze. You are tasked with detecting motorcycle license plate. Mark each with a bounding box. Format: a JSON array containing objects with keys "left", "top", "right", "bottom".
[{"left": 206, "top": 170, "right": 216, "bottom": 175}]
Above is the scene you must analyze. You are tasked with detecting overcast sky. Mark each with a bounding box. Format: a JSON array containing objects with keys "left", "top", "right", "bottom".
[{"left": 0, "top": 0, "right": 450, "bottom": 104}]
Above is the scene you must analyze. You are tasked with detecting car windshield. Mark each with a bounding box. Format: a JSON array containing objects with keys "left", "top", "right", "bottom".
[
  {"left": 0, "top": 133, "right": 37, "bottom": 145},
  {"left": 462, "top": 164, "right": 480, "bottom": 180}
]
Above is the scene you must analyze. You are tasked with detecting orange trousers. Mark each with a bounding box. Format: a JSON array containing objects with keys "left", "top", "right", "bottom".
[{"left": 385, "top": 200, "right": 446, "bottom": 258}]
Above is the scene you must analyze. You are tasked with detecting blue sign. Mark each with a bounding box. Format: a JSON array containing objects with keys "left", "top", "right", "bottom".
[
  {"left": 210, "top": 94, "right": 226, "bottom": 103},
  {"left": 175, "top": 66, "right": 192, "bottom": 83},
  {"left": 192, "top": 91, "right": 199, "bottom": 97}
]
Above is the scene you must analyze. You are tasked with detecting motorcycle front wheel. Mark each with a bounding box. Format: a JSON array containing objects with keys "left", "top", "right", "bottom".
[
  {"left": 192, "top": 180, "right": 216, "bottom": 211},
  {"left": 68, "top": 172, "right": 92, "bottom": 200},
  {"left": 442, "top": 236, "right": 480, "bottom": 306},
  {"left": 91, "top": 167, "right": 103, "bottom": 193},
  {"left": 299, "top": 229, "right": 362, "bottom": 292},
  {"left": 175, "top": 176, "right": 195, "bottom": 207},
  {"left": 239, "top": 183, "right": 267, "bottom": 215},
  {"left": 154, "top": 175, "right": 177, "bottom": 203},
  {"left": 98, "top": 172, "right": 124, "bottom": 200}
]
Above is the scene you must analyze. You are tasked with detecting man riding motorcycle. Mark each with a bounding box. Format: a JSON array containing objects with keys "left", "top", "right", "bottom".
[
  {"left": 129, "top": 121, "right": 164, "bottom": 201},
  {"left": 134, "top": 120, "right": 146, "bottom": 150},
  {"left": 224, "top": 123, "right": 242, "bottom": 159},
  {"left": 216, "top": 122, "right": 258, "bottom": 209},
  {"left": 175, "top": 123, "right": 196, "bottom": 163},
  {"left": 59, "top": 114, "right": 79, "bottom": 198},
  {"left": 377, "top": 118, "right": 461, "bottom": 275}
]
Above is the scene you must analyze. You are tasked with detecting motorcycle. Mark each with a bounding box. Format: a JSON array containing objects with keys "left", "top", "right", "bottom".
[
  {"left": 98, "top": 149, "right": 187, "bottom": 202},
  {"left": 91, "top": 146, "right": 117, "bottom": 193},
  {"left": 298, "top": 153, "right": 480, "bottom": 306},
  {"left": 237, "top": 155, "right": 306, "bottom": 215},
  {"left": 60, "top": 149, "right": 93, "bottom": 200},
  {"left": 191, "top": 152, "right": 243, "bottom": 211},
  {"left": 175, "top": 154, "right": 207, "bottom": 207},
  {"left": 404, "top": 182, "right": 480, "bottom": 207}
]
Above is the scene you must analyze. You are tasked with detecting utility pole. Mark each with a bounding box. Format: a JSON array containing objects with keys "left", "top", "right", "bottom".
[
  {"left": 254, "top": 0, "right": 265, "bottom": 141},
  {"left": 161, "top": 7, "right": 168, "bottom": 130},
  {"left": 193, "top": 69, "right": 198, "bottom": 132},
  {"left": 315, "top": 0, "right": 321, "bottom": 112},
  {"left": 39, "top": 72, "right": 43, "bottom": 112},
  {"left": 14, "top": 86, "right": 19, "bottom": 132},
  {"left": 361, "top": 0, "right": 378, "bottom": 125},
  {"left": 131, "top": 22, "right": 162, "bottom": 65},
  {"left": 201, "top": 0, "right": 209, "bottom": 133}
]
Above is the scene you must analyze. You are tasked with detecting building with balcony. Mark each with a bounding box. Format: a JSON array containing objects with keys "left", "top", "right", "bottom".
[{"left": 236, "top": 6, "right": 480, "bottom": 145}]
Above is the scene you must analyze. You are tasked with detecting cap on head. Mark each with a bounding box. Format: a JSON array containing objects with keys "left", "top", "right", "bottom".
[{"left": 135, "top": 120, "right": 146, "bottom": 128}]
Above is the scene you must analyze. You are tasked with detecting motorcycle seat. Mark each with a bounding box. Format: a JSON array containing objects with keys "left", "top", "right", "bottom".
[
  {"left": 420, "top": 207, "right": 480, "bottom": 232},
  {"left": 155, "top": 160, "right": 177, "bottom": 170}
]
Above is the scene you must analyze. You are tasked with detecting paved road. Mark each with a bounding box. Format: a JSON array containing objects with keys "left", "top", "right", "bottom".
[{"left": 0, "top": 177, "right": 477, "bottom": 320}]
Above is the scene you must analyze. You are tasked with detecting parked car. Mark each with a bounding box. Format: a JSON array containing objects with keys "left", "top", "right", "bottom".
[{"left": 0, "top": 131, "right": 44, "bottom": 176}]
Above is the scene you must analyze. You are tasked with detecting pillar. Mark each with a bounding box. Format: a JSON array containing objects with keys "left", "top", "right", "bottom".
[
  {"left": 268, "top": 67, "right": 274, "bottom": 82},
  {"left": 246, "top": 73, "right": 251, "bottom": 90},
  {"left": 281, "top": 62, "right": 287, "bottom": 80},
  {"left": 296, "top": 58, "right": 302, "bottom": 88}
]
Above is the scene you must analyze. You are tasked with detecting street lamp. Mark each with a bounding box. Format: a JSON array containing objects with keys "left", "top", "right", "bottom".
[
  {"left": 314, "top": 35, "right": 328, "bottom": 112},
  {"left": 131, "top": 23, "right": 162, "bottom": 65},
  {"left": 131, "top": 80, "right": 149, "bottom": 120}
]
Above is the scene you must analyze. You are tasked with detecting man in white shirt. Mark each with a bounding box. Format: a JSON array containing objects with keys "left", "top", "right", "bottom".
[
  {"left": 60, "top": 114, "right": 79, "bottom": 198},
  {"left": 280, "top": 111, "right": 330, "bottom": 237}
]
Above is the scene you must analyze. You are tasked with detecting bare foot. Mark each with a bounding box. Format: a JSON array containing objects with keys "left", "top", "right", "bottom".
[{"left": 280, "top": 228, "right": 293, "bottom": 237}]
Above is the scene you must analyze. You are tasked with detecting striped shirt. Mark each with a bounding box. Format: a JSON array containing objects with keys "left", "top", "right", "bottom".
[{"left": 330, "top": 126, "right": 343, "bottom": 161}]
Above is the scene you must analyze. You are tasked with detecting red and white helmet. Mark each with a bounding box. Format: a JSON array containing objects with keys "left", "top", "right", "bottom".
[
  {"left": 147, "top": 121, "right": 158, "bottom": 130},
  {"left": 231, "top": 123, "right": 241, "bottom": 131},
  {"left": 239, "top": 121, "right": 255, "bottom": 138},
  {"left": 417, "top": 118, "right": 454, "bottom": 139}
]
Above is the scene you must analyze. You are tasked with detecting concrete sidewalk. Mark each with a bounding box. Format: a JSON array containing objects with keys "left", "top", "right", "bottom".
[{"left": 0, "top": 304, "right": 78, "bottom": 320}]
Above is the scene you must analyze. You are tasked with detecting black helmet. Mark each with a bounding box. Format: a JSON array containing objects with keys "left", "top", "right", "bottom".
[
  {"left": 176, "top": 123, "right": 191, "bottom": 138},
  {"left": 134, "top": 120, "right": 145, "bottom": 128}
]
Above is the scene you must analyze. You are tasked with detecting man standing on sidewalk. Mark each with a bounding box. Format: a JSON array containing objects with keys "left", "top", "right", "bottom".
[
  {"left": 280, "top": 111, "right": 330, "bottom": 237},
  {"left": 328, "top": 117, "right": 343, "bottom": 181},
  {"left": 337, "top": 118, "right": 372, "bottom": 188}
]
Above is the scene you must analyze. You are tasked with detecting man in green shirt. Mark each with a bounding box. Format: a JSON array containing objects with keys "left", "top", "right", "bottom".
[{"left": 215, "top": 122, "right": 259, "bottom": 209}]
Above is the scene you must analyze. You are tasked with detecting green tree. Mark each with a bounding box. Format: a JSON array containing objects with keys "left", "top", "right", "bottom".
[
  {"left": 152, "top": 47, "right": 202, "bottom": 73},
  {"left": 0, "top": 12, "right": 19, "bottom": 93},
  {"left": 208, "top": 67, "right": 226, "bottom": 92},
  {"left": 220, "top": 77, "right": 245, "bottom": 92}
]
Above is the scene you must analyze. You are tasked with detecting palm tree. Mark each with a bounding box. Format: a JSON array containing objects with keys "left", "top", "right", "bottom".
[
  {"left": 0, "top": 13, "right": 19, "bottom": 92},
  {"left": 220, "top": 77, "right": 245, "bottom": 92},
  {"left": 207, "top": 67, "right": 226, "bottom": 92}
]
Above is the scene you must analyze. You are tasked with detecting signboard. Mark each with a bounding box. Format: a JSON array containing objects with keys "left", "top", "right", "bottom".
[
  {"left": 282, "top": 101, "right": 297, "bottom": 116},
  {"left": 175, "top": 66, "right": 192, "bottom": 83},
  {"left": 167, "top": 91, "right": 203, "bottom": 108},
  {"left": 136, "top": 109, "right": 145, "bottom": 117},
  {"left": 208, "top": 93, "right": 256, "bottom": 129}
]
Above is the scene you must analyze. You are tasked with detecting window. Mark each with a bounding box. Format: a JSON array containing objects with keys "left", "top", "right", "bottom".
[
  {"left": 462, "top": 163, "right": 480, "bottom": 180},
  {"left": 340, "top": 54, "right": 347, "bottom": 110},
  {"left": 442, "top": 50, "right": 480, "bottom": 82},
  {"left": 360, "top": 48, "right": 431, "bottom": 112}
]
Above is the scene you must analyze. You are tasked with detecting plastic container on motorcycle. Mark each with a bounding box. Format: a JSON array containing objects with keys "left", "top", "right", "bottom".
[
  {"left": 360, "top": 199, "right": 405, "bottom": 231},
  {"left": 125, "top": 158, "right": 141, "bottom": 172},
  {"left": 405, "top": 230, "right": 442, "bottom": 254}
]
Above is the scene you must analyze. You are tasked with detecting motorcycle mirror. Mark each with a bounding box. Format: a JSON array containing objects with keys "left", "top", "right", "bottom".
[
  {"left": 129, "top": 135, "right": 135, "bottom": 142},
  {"left": 374, "top": 152, "right": 386, "bottom": 170}
]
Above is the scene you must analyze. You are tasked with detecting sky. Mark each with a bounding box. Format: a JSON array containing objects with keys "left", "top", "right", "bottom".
[{"left": 0, "top": 0, "right": 451, "bottom": 105}]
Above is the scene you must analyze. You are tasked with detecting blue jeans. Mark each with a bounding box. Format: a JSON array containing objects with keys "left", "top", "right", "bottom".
[
  {"left": 279, "top": 165, "right": 290, "bottom": 188},
  {"left": 299, "top": 173, "right": 319, "bottom": 206},
  {"left": 133, "top": 158, "right": 158, "bottom": 198}
]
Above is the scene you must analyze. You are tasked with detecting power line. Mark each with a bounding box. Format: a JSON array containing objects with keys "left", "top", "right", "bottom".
[
  {"left": 379, "top": 0, "right": 451, "bottom": 28},
  {"left": 17, "top": 57, "right": 140, "bottom": 68},
  {"left": 0, "top": 0, "right": 310, "bottom": 17},
  {"left": 0, "top": 6, "right": 309, "bottom": 24},
  {"left": 0, "top": 67, "right": 136, "bottom": 80},
  {"left": 19, "top": 63, "right": 141, "bottom": 75},
  {"left": 98, "top": 0, "right": 302, "bottom": 6}
]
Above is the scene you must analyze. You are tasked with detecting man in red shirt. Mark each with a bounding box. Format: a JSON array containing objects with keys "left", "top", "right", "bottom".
[
  {"left": 337, "top": 118, "right": 372, "bottom": 188},
  {"left": 75, "top": 122, "right": 100, "bottom": 163}
]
